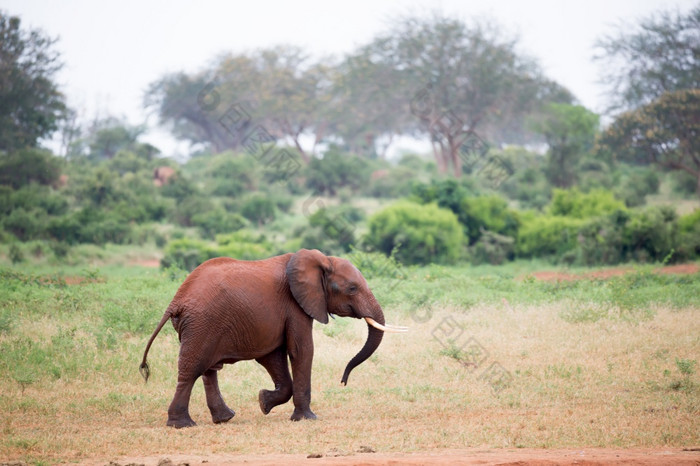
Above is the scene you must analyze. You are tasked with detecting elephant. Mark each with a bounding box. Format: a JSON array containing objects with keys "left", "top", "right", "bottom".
[{"left": 140, "top": 248, "right": 407, "bottom": 428}]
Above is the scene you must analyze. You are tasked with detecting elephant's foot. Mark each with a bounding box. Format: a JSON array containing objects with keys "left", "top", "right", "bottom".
[
  {"left": 259, "top": 388, "right": 292, "bottom": 415},
  {"left": 211, "top": 405, "right": 235, "bottom": 424},
  {"left": 259, "top": 389, "right": 273, "bottom": 415},
  {"left": 166, "top": 415, "right": 197, "bottom": 429},
  {"left": 290, "top": 407, "right": 317, "bottom": 421}
]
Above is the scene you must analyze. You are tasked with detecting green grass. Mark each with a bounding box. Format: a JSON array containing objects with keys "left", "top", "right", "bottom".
[{"left": 0, "top": 257, "right": 698, "bottom": 463}]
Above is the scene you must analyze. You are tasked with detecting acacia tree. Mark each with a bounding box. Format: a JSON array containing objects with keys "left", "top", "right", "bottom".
[
  {"left": 601, "top": 89, "right": 700, "bottom": 195},
  {"left": 145, "top": 47, "right": 326, "bottom": 162},
  {"left": 596, "top": 5, "right": 700, "bottom": 111},
  {"left": 326, "top": 47, "right": 411, "bottom": 158},
  {"left": 251, "top": 46, "right": 329, "bottom": 162},
  {"left": 530, "top": 103, "right": 600, "bottom": 188},
  {"left": 364, "top": 15, "right": 569, "bottom": 176},
  {"left": 0, "top": 12, "right": 67, "bottom": 152},
  {"left": 596, "top": 5, "right": 700, "bottom": 194}
]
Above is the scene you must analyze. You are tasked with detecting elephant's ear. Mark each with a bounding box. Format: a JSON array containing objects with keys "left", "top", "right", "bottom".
[{"left": 286, "top": 249, "right": 332, "bottom": 324}]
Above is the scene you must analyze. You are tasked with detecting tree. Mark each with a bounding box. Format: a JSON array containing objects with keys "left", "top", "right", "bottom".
[
  {"left": 145, "top": 46, "right": 326, "bottom": 161},
  {"left": 530, "top": 103, "right": 599, "bottom": 188},
  {"left": 326, "top": 47, "right": 410, "bottom": 158},
  {"left": 596, "top": 5, "right": 700, "bottom": 111},
  {"left": 0, "top": 12, "right": 67, "bottom": 151},
  {"left": 365, "top": 15, "right": 571, "bottom": 176},
  {"left": 66, "top": 117, "right": 159, "bottom": 161},
  {"left": 600, "top": 89, "right": 700, "bottom": 195}
]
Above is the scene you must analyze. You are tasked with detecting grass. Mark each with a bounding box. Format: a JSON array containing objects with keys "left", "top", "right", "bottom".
[{"left": 0, "top": 257, "right": 698, "bottom": 464}]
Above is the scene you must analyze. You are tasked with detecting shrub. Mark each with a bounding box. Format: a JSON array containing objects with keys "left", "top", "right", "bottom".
[
  {"left": 214, "top": 230, "right": 275, "bottom": 260},
  {"left": 516, "top": 214, "right": 586, "bottom": 258},
  {"left": 207, "top": 153, "right": 259, "bottom": 197},
  {"left": 170, "top": 196, "right": 214, "bottom": 227},
  {"left": 614, "top": 167, "right": 660, "bottom": 207},
  {"left": 459, "top": 195, "right": 519, "bottom": 244},
  {"left": 298, "top": 205, "right": 364, "bottom": 255},
  {"left": 365, "top": 201, "right": 465, "bottom": 265},
  {"left": 240, "top": 194, "right": 276, "bottom": 225},
  {"left": 549, "top": 188, "right": 626, "bottom": 218},
  {"left": 676, "top": 209, "right": 700, "bottom": 259},
  {"left": 192, "top": 209, "right": 247, "bottom": 240},
  {"left": 160, "top": 238, "right": 210, "bottom": 272},
  {"left": 469, "top": 230, "right": 514, "bottom": 265},
  {"left": 623, "top": 206, "right": 678, "bottom": 262},
  {"left": 368, "top": 166, "right": 419, "bottom": 198},
  {"left": 0, "top": 148, "right": 62, "bottom": 189},
  {"left": 306, "top": 149, "right": 373, "bottom": 196},
  {"left": 2, "top": 208, "right": 47, "bottom": 241},
  {"left": 575, "top": 210, "right": 628, "bottom": 265}
]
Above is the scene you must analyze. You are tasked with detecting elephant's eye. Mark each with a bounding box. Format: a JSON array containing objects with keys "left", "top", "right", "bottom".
[{"left": 348, "top": 285, "right": 358, "bottom": 294}]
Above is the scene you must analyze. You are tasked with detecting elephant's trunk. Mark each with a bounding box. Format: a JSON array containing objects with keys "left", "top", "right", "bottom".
[{"left": 340, "top": 308, "right": 385, "bottom": 386}]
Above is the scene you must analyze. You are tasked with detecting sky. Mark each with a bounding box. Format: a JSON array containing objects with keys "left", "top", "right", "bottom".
[{"left": 3, "top": 0, "right": 698, "bottom": 156}]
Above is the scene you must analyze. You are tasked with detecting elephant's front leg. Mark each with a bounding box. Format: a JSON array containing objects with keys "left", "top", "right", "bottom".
[
  {"left": 202, "top": 368, "right": 235, "bottom": 424},
  {"left": 256, "top": 346, "right": 293, "bottom": 415},
  {"left": 288, "top": 319, "right": 317, "bottom": 421}
]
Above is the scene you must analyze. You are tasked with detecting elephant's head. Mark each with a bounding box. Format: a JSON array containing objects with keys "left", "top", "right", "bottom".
[{"left": 286, "top": 249, "right": 407, "bottom": 385}]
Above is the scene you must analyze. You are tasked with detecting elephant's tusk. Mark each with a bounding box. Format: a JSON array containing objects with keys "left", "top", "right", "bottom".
[{"left": 365, "top": 317, "right": 409, "bottom": 333}]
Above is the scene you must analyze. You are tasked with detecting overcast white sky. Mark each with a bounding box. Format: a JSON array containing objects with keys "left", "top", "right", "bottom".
[{"left": 3, "top": 0, "right": 698, "bottom": 156}]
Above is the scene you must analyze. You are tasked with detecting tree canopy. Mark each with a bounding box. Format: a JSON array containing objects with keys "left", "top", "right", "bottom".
[
  {"left": 0, "top": 12, "right": 66, "bottom": 152},
  {"left": 596, "top": 5, "right": 700, "bottom": 111},
  {"left": 600, "top": 89, "right": 700, "bottom": 193},
  {"left": 144, "top": 14, "right": 574, "bottom": 174}
]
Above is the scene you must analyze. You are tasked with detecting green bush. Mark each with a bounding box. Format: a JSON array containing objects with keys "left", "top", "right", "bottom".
[
  {"left": 298, "top": 205, "right": 364, "bottom": 255},
  {"left": 170, "top": 196, "right": 214, "bottom": 227},
  {"left": 160, "top": 238, "right": 211, "bottom": 272},
  {"left": 46, "top": 208, "right": 131, "bottom": 245},
  {"left": 0, "top": 184, "right": 69, "bottom": 217},
  {"left": 469, "top": 230, "right": 514, "bottom": 265},
  {"left": 677, "top": 209, "right": 700, "bottom": 260},
  {"left": 192, "top": 209, "right": 247, "bottom": 239},
  {"left": 549, "top": 188, "right": 626, "bottom": 218},
  {"left": 366, "top": 201, "right": 465, "bottom": 265},
  {"left": 575, "top": 210, "right": 627, "bottom": 265},
  {"left": 368, "top": 166, "right": 420, "bottom": 198},
  {"left": 240, "top": 194, "right": 276, "bottom": 225},
  {"left": 0, "top": 148, "right": 62, "bottom": 189},
  {"left": 215, "top": 230, "right": 275, "bottom": 261},
  {"left": 516, "top": 214, "right": 586, "bottom": 259},
  {"left": 2, "top": 207, "right": 47, "bottom": 241},
  {"left": 305, "top": 149, "right": 373, "bottom": 196},
  {"left": 459, "top": 195, "right": 519, "bottom": 244},
  {"left": 623, "top": 206, "right": 678, "bottom": 262},
  {"left": 614, "top": 167, "right": 660, "bottom": 207},
  {"left": 670, "top": 171, "right": 698, "bottom": 195},
  {"left": 206, "top": 153, "right": 259, "bottom": 197}
]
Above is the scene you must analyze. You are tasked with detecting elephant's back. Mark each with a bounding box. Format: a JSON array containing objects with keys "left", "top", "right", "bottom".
[{"left": 169, "top": 253, "right": 293, "bottom": 323}]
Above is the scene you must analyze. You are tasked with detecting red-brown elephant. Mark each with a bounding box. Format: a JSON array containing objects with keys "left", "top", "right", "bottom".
[{"left": 140, "top": 249, "right": 406, "bottom": 428}]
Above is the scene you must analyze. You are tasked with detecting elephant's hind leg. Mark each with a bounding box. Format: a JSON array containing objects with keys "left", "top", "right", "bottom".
[
  {"left": 203, "top": 368, "right": 235, "bottom": 424},
  {"left": 256, "top": 346, "right": 293, "bottom": 415},
  {"left": 167, "top": 373, "right": 198, "bottom": 428}
]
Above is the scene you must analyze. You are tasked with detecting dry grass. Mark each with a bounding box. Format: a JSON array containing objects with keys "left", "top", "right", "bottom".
[{"left": 0, "top": 267, "right": 698, "bottom": 464}]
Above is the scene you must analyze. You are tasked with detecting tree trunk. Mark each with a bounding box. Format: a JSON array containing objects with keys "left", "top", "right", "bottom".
[
  {"left": 292, "top": 136, "right": 310, "bottom": 164},
  {"left": 449, "top": 137, "right": 462, "bottom": 178}
]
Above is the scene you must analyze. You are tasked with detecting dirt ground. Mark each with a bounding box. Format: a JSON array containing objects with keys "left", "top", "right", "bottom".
[
  {"left": 81, "top": 447, "right": 700, "bottom": 466},
  {"left": 527, "top": 263, "right": 699, "bottom": 282}
]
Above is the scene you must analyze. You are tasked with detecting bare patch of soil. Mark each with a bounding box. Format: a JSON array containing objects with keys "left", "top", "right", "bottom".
[
  {"left": 528, "top": 263, "right": 699, "bottom": 282},
  {"left": 82, "top": 448, "right": 700, "bottom": 466}
]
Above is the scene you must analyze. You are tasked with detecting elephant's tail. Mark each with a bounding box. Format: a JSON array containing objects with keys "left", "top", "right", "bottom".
[{"left": 140, "top": 310, "right": 172, "bottom": 383}]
